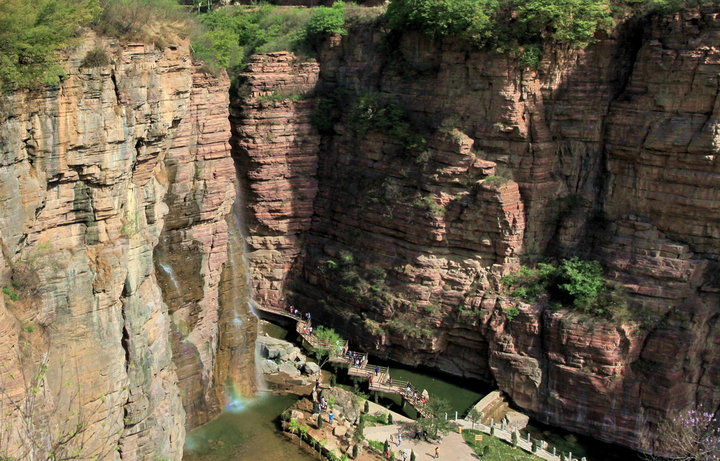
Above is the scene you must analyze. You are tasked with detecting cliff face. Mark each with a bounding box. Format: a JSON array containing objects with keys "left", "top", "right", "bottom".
[
  {"left": 0, "top": 36, "right": 251, "bottom": 460},
  {"left": 233, "top": 7, "right": 720, "bottom": 453}
]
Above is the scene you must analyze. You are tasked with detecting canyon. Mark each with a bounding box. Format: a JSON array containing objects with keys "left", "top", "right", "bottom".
[
  {"left": 0, "top": 4, "right": 718, "bottom": 460},
  {"left": 235, "top": 5, "right": 720, "bottom": 455}
]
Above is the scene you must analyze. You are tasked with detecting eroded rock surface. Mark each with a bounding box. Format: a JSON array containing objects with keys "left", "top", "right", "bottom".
[
  {"left": 0, "top": 37, "right": 249, "bottom": 460},
  {"left": 232, "top": 7, "right": 720, "bottom": 453}
]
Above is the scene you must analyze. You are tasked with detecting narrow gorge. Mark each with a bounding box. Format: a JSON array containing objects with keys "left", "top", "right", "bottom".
[{"left": 0, "top": 2, "right": 718, "bottom": 460}]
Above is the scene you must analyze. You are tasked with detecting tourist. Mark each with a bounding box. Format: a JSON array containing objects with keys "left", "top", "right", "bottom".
[
  {"left": 374, "top": 366, "right": 379, "bottom": 376},
  {"left": 434, "top": 447, "right": 439, "bottom": 459},
  {"left": 369, "top": 376, "right": 373, "bottom": 385},
  {"left": 402, "top": 450, "right": 408, "bottom": 461},
  {"left": 414, "top": 428, "right": 420, "bottom": 440},
  {"left": 396, "top": 434, "right": 402, "bottom": 446},
  {"left": 405, "top": 384, "right": 412, "bottom": 395},
  {"left": 328, "top": 411, "right": 334, "bottom": 423}
]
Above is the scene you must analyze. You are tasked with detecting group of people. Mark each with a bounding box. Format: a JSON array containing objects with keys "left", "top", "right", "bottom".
[
  {"left": 404, "top": 384, "right": 429, "bottom": 406},
  {"left": 345, "top": 350, "right": 365, "bottom": 368},
  {"left": 288, "top": 305, "right": 311, "bottom": 323}
]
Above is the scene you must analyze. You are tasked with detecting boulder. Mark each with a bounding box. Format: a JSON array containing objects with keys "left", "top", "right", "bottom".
[
  {"left": 304, "top": 361, "right": 321, "bottom": 375},
  {"left": 261, "top": 359, "right": 279, "bottom": 374},
  {"left": 278, "top": 361, "right": 302, "bottom": 377},
  {"left": 319, "top": 387, "right": 361, "bottom": 423},
  {"left": 333, "top": 425, "right": 348, "bottom": 437}
]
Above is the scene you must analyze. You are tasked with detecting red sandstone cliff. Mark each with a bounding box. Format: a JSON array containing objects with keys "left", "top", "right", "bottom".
[
  {"left": 0, "top": 35, "right": 250, "bottom": 459},
  {"left": 232, "top": 6, "right": 720, "bottom": 453}
]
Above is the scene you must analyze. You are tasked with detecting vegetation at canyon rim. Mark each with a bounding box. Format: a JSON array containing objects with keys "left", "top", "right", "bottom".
[
  {"left": 501, "top": 258, "right": 636, "bottom": 320},
  {"left": 3, "top": 0, "right": 717, "bottom": 90}
]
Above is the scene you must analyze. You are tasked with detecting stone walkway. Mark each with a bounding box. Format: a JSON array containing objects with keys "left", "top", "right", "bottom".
[{"left": 364, "top": 424, "right": 475, "bottom": 461}]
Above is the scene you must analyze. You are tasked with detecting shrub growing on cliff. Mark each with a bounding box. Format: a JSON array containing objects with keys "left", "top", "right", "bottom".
[
  {"left": 95, "top": 0, "right": 188, "bottom": 42},
  {"left": 385, "top": 0, "right": 498, "bottom": 45},
  {"left": 349, "top": 92, "right": 426, "bottom": 153},
  {"left": 515, "top": 0, "right": 613, "bottom": 47},
  {"left": 502, "top": 257, "right": 627, "bottom": 318},
  {"left": 81, "top": 47, "right": 110, "bottom": 67},
  {"left": 192, "top": 5, "right": 316, "bottom": 72},
  {"left": 306, "top": 1, "right": 347, "bottom": 38}
]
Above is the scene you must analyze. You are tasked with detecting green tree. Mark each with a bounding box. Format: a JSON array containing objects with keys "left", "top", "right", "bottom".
[
  {"left": 416, "top": 397, "right": 454, "bottom": 439},
  {"left": 467, "top": 408, "right": 482, "bottom": 430},
  {"left": 386, "top": 0, "right": 499, "bottom": 44},
  {"left": 306, "top": 1, "right": 347, "bottom": 38},
  {"left": 312, "top": 326, "right": 345, "bottom": 368},
  {"left": 353, "top": 418, "right": 364, "bottom": 443},
  {"left": 553, "top": 257, "right": 604, "bottom": 309},
  {"left": 516, "top": 0, "right": 613, "bottom": 47}
]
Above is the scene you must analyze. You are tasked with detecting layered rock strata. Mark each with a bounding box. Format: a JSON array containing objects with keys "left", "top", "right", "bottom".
[
  {"left": 231, "top": 52, "right": 321, "bottom": 309},
  {"left": 232, "top": 6, "right": 720, "bottom": 453},
  {"left": 0, "top": 36, "right": 248, "bottom": 459}
]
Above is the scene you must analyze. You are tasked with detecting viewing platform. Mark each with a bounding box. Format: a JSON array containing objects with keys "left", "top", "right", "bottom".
[{"left": 253, "top": 302, "right": 432, "bottom": 418}]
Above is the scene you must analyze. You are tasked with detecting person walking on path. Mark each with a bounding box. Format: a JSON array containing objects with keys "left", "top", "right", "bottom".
[
  {"left": 375, "top": 366, "right": 379, "bottom": 376},
  {"left": 434, "top": 446, "right": 439, "bottom": 459},
  {"left": 397, "top": 434, "right": 402, "bottom": 447},
  {"left": 402, "top": 450, "right": 408, "bottom": 461}
]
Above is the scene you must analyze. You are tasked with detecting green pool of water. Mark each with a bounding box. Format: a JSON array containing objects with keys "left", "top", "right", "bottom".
[
  {"left": 260, "top": 321, "right": 290, "bottom": 340},
  {"left": 183, "top": 393, "right": 314, "bottom": 461},
  {"left": 381, "top": 365, "right": 487, "bottom": 415}
]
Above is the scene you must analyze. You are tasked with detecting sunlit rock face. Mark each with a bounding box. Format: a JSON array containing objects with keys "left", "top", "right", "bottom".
[
  {"left": 0, "top": 36, "right": 252, "bottom": 460},
  {"left": 232, "top": 6, "right": 720, "bottom": 453}
]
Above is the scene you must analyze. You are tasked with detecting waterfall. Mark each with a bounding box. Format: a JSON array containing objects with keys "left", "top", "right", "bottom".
[
  {"left": 158, "top": 262, "right": 181, "bottom": 295},
  {"left": 223, "top": 174, "right": 268, "bottom": 398}
]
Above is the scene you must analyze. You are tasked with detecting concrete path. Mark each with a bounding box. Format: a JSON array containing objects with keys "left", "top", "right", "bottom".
[{"left": 364, "top": 423, "right": 476, "bottom": 461}]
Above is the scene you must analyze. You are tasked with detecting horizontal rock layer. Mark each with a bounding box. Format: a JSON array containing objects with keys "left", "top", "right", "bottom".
[
  {"left": 233, "top": 6, "right": 720, "bottom": 453},
  {"left": 0, "top": 36, "right": 248, "bottom": 460}
]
